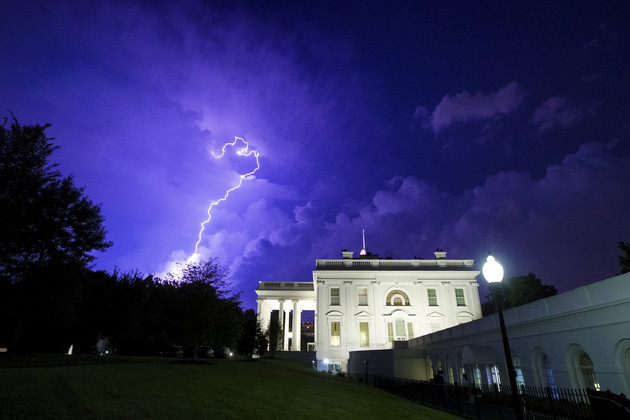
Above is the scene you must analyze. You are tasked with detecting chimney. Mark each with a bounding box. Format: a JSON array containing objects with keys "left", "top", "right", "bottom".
[
  {"left": 342, "top": 249, "right": 354, "bottom": 259},
  {"left": 434, "top": 249, "right": 447, "bottom": 259}
]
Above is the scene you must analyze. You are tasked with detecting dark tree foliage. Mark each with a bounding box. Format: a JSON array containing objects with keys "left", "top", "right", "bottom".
[
  {"left": 0, "top": 117, "right": 111, "bottom": 283},
  {"left": 0, "top": 117, "right": 112, "bottom": 353},
  {"left": 238, "top": 309, "right": 267, "bottom": 359},
  {"left": 266, "top": 311, "right": 282, "bottom": 357},
  {"left": 618, "top": 241, "right": 630, "bottom": 275},
  {"left": 255, "top": 322, "right": 268, "bottom": 357},
  {"left": 238, "top": 309, "right": 258, "bottom": 358},
  {"left": 165, "top": 259, "right": 242, "bottom": 359},
  {"left": 482, "top": 272, "right": 557, "bottom": 316}
]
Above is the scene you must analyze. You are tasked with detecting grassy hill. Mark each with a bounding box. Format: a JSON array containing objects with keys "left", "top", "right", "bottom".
[{"left": 0, "top": 355, "right": 461, "bottom": 419}]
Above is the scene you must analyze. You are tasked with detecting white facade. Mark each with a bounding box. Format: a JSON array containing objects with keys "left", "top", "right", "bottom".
[
  {"left": 314, "top": 250, "right": 483, "bottom": 373},
  {"left": 348, "top": 272, "right": 630, "bottom": 395},
  {"left": 255, "top": 282, "right": 316, "bottom": 351}
]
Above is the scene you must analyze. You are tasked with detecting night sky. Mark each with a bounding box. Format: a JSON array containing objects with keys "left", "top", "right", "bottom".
[{"left": 2, "top": 0, "right": 629, "bottom": 310}]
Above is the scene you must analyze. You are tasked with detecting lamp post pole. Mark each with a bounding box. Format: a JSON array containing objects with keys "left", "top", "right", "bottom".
[{"left": 483, "top": 255, "right": 523, "bottom": 420}]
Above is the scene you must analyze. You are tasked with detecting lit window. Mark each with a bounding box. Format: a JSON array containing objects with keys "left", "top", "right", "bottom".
[
  {"left": 474, "top": 364, "right": 482, "bottom": 389},
  {"left": 330, "top": 322, "right": 340, "bottom": 347},
  {"left": 407, "top": 322, "right": 413, "bottom": 339},
  {"left": 428, "top": 289, "right": 438, "bottom": 306},
  {"left": 359, "top": 322, "right": 369, "bottom": 347},
  {"left": 387, "top": 322, "right": 394, "bottom": 342},
  {"left": 540, "top": 353, "right": 558, "bottom": 396},
  {"left": 395, "top": 319, "right": 406, "bottom": 340},
  {"left": 487, "top": 365, "right": 501, "bottom": 391},
  {"left": 330, "top": 288, "right": 340, "bottom": 306},
  {"left": 358, "top": 288, "right": 368, "bottom": 306},
  {"left": 578, "top": 351, "right": 600, "bottom": 391},
  {"left": 514, "top": 356, "right": 525, "bottom": 389},
  {"left": 455, "top": 288, "right": 466, "bottom": 306},
  {"left": 386, "top": 290, "right": 410, "bottom": 306}
]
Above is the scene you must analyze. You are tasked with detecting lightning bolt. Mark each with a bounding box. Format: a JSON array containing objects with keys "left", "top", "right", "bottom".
[{"left": 193, "top": 137, "right": 260, "bottom": 256}]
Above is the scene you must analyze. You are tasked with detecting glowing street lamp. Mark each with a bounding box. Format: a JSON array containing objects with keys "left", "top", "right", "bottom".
[{"left": 483, "top": 255, "right": 523, "bottom": 420}]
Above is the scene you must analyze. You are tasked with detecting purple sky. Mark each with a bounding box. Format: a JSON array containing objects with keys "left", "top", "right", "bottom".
[{"left": 2, "top": 1, "right": 630, "bottom": 311}]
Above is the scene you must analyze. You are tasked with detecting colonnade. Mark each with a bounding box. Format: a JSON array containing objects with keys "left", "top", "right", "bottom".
[{"left": 257, "top": 297, "right": 315, "bottom": 351}]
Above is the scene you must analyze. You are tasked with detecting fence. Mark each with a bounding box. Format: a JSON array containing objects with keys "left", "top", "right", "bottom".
[{"left": 364, "top": 375, "right": 610, "bottom": 420}]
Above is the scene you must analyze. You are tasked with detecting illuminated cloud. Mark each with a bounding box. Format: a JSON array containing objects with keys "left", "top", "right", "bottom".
[
  {"left": 533, "top": 97, "right": 599, "bottom": 131},
  {"left": 428, "top": 82, "right": 525, "bottom": 134}
]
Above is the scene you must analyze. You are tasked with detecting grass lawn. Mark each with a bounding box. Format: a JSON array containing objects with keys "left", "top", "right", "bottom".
[{"left": 0, "top": 354, "right": 461, "bottom": 419}]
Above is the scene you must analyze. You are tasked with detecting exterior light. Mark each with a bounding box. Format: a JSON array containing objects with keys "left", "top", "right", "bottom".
[
  {"left": 482, "top": 255, "right": 504, "bottom": 283},
  {"left": 483, "top": 254, "right": 523, "bottom": 420}
]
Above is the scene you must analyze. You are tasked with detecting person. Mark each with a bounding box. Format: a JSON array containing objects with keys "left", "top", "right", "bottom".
[{"left": 434, "top": 369, "right": 445, "bottom": 384}]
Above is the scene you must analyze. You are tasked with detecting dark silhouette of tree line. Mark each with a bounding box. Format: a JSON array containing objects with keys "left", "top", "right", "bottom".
[{"left": 0, "top": 116, "right": 266, "bottom": 358}]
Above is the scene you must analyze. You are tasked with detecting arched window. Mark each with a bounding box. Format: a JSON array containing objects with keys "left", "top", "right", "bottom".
[
  {"left": 394, "top": 318, "right": 406, "bottom": 340},
  {"left": 486, "top": 365, "right": 501, "bottom": 391},
  {"left": 578, "top": 351, "right": 600, "bottom": 391},
  {"left": 513, "top": 356, "right": 525, "bottom": 389},
  {"left": 386, "top": 290, "right": 410, "bottom": 306},
  {"left": 537, "top": 352, "right": 557, "bottom": 396},
  {"left": 447, "top": 358, "right": 454, "bottom": 384},
  {"left": 428, "top": 357, "right": 434, "bottom": 379},
  {"left": 473, "top": 364, "right": 482, "bottom": 389}
]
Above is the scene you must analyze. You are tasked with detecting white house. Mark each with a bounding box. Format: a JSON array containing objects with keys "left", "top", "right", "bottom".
[
  {"left": 313, "top": 249, "right": 483, "bottom": 373},
  {"left": 256, "top": 249, "right": 483, "bottom": 372}
]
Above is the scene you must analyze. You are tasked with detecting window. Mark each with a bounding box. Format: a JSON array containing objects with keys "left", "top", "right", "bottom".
[
  {"left": 578, "top": 351, "right": 600, "bottom": 391},
  {"left": 330, "top": 288, "right": 340, "bottom": 306},
  {"left": 358, "top": 287, "right": 368, "bottom": 306},
  {"left": 359, "top": 322, "right": 369, "bottom": 347},
  {"left": 447, "top": 359, "right": 454, "bottom": 384},
  {"left": 330, "top": 322, "right": 340, "bottom": 347},
  {"left": 395, "top": 319, "right": 406, "bottom": 340},
  {"left": 386, "top": 290, "right": 410, "bottom": 306},
  {"left": 487, "top": 365, "right": 501, "bottom": 391},
  {"left": 474, "top": 364, "right": 482, "bottom": 389},
  {"left": 514, "top": 356, "right": 525, "bottom": 389},
  {"left": 539, "top": 353, "right": 557, "bottom": 396},
  {"left": 407, "top": 322, "right": 413, "bottom": 339},
  {"left": 455, "top": 288, "right": 466, "bottom": 306},
  {"left": 387, "top": 322, "right": 394, "bottom": 342},
  {"left": 428, "top": 289, "right": 438, "bottom": 306}
]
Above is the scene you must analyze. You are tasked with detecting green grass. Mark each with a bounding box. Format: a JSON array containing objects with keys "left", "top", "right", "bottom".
[{"left": 0, "top": 355, "right": 461, "bottom": 419}]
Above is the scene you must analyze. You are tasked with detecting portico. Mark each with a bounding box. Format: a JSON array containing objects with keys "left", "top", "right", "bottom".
[{"left": 256, "top": 281, "right": 316, "bottom": 351}]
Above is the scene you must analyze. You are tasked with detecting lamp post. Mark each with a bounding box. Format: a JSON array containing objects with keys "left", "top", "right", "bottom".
[{"left": 483, "top": 255, "right": 523, "bottom": 420}]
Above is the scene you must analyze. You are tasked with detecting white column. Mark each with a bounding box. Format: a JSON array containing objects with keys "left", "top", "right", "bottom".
[
  {"left": 313, "top": 307, "right": 317, "bottom": 351},
  {"left": 292, "top": 300, "right": 299, "bottom": 351},
  {"left": 283, "top": 306, "right": 290, "bottom": 350},
  {"left": 278, "top": 299, "right": 285, "bottom": 351}
]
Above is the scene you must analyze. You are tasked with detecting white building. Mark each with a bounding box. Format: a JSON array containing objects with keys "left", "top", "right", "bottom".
[
  {"left": 256, "top": 249, "right": 483, "bottom": 372},
  {"left": 347, "top": 271, "right": 630, "bottom": 395},
  {"left": 313, "top": 249, "right": 483, "bottom": 373}
]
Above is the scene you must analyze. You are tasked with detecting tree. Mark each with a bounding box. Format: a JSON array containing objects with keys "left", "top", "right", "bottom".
[
  {"left": 482, "top": 272, "right": 557, "bottom": 316},
  {"left": 238, "top": 309, "right": 268, "bottom": 359},
  {"left": 165, "top": 259, "right": 242, "bottom": 359},
  {"left": 618, "top": 241, "right": 630, "bottom": 275},
  {"left": 266, "top": 312, "right": 282, "bottom": 357},
  {"left": 0, "top": 117, "right": 111, "bottom": 282},
  {"left": 1, "top": 116, "right": 112, "bottom": 353}
]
